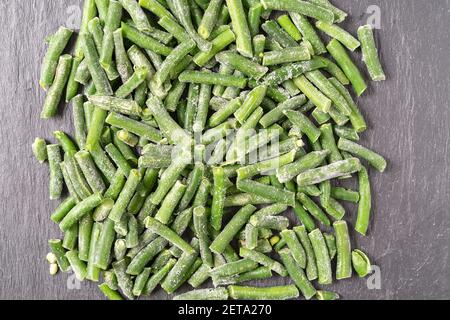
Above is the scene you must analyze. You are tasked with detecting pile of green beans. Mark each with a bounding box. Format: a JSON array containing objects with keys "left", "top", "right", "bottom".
[{"left": 34, "top": 0, "right": 386, "bottom": 301}]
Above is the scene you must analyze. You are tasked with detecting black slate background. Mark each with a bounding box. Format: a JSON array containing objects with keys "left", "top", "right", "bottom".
[{"left": 0, "top": 0, "right": 449, "bottom": 300}]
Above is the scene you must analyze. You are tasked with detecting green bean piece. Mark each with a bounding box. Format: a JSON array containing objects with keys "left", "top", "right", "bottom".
[
  {"left": 226, "top": 0, "right": 253, "bottom": 57},
  {"left": 210, "top": 204, "right": 256, "bottom": 254},
  {"left": 310, "top": 75, "right": 352, "bottom": 116},
  {"left": 210, "top": 258, "right": 258, "bottom": 278},
  {"left": 316, "top": 290, "right": 340, "bottom": 300},
  {"left": 237, "top": 150, "right": 296, "bottom": 180},
  {"left": 116, "top": 129, "right": 139, "bottom": 147},
  {"left": 86, "top": 222, "right": 102, "bottom": 281},
  {"left": 157, "top": 16, "right": 190, "bottom": 43},
  {"left": 293, "top": 226, "right": 317, "bottom": 280},
  {"left": 197, "top": 0, "right": 223, "bottom": 39},
  {"left": 59, "top": 193, "right": 103, "bottom": 232},
  {"left": 261, "top": 0, "right": 334, "bottom": 23},
  {"left": 40, "top": 54, "right": 73, "bottom": 119},
  {"left": 280, "top": 230, "right": 307, "bottom": 268},
  {"left": 182, "top": 83, "right": 199, "bottom": 132},
  {"left": 334, "top": 126, "right": 359, "bottom": 142},
  {"left": 120, "top": 0, "right": 153, "bottom": 32},
  {"left": 289, "top": 12, "right": 326, "bottom": 54},
  {"left": 278, "top": 248, "right": 316, "bottom": 299},
  {"left": 242, "top": 223, "right": 257, "bottom": 250},
  {"left": 239, "top": 247, "right": 287, "bottom": 276},
  {"left": 39, "top": 27, "right": 73, "bottom": 90},
  {"left": 131, "top": 267, "right": 152, "bottom": 297},
  {"left": 263, "top": 58, "right": 326, "bottom": 87},
  {"left": 179, "top": 70, "right": 248, "bottom": 89},
  {"left": 329, "top": 77, "right": 367, "bottom": 133},
  {"left": 51, "top": 197, "right": 77, "bottom": 223},
  {"left": 276, "top": 150, "right": 329, "bottom": 184},
  {"left": 193, "top": 29, "right": 236, "bottom": 67},
  {"left": 48, "top": 239, "right": 71, "bottom": 272},
  {"left": 82, "top": 32, "right": 114, "bottom": 96},
  {"left": 89, "top": 95, "right": 142, "bottom": 116},
  {"left": 297, "top": 158, "right": 361, "bottom": 186},
  {"left": 217, "top": 51, "right": 268, "bottom": 81},
  {"left": 298, "top": 192, "right": 330, "bottom": 227},
  {"left": 104, "top": 144, "right": 131, "bottom": 177},
  {"left": 308, "top": 228, "right": 332, "bottom": 285},
  {"left": 237, "top": 179, "right": 296, "bottom": 207},
  {"left": 46, "top": 144, "right": 64, "bottom": 200},
  {"left": 103, "top": 270, "right": 119, "bottom": 290},
  {"left": 127, "top": 236, "right": 168, "bottom": 274},
  {"left": 355, "top": 166, "right": 372, "bottom": 236},
  {"left": 263, "top": 46, "right": 311, "bottom": 67},
  {"left": 327, "top": 39, "right": 367, "bottom": 96},
  {"left": 187, "top": 263, "right": 211, "bottom": 288},
  {"left": 53, "top": 131, "right": 78, "bottom": 157},
  {"left": 92, "top": 218, "right": 115, "bottom": 269},
  {"left": 78, "top": 213, "right": 94, "bottom": 261},
  {"left": 74, "top": 59, "right": 91, "bottom": 85},
  {"left": 108, "top": 169, "right": 141, "bottom": 222},
  {"left": 338, "top": 138, "right": 387, "bottom": 172},
  {"left": 33, "top": 138, "right": 48, "bottom": 164},
  {"left": 358, "top": 25, "right": 385, "bottom": 81},
  {"left": 236, "top": 85, "right": 268, "bottom": 124},
  {"left": 252, "top": 34, "right": 266, "bottom": 64},
  {"left": 314, "top": 56, "right": 349, "bottom": 85},
  {"left": 283, "top": 110, "right": 320, "bottom": 144},
  {"left": 66, "top": 250, "right": 88, "bottom": 280},
  {"left": 145, "top": 217, "right": 195, "bottom": 254},
  {"left": 140, "top": 0, "right": 176, "bottom": 20},
  {"left": 154, "top": 181, "right": 187, "bottom": 224},
  {"left": 66, "top": 57, "right": 82, "bottom": 102},
  {"left": 170, "top": 0, "right": 211, "bottom": 51},
  {"left": 114, "top": 67, "right": 148, "bottom": 98},
  {"left": 352, "top": 249, "right": 372, "bottom": 277},
  {"left": 121, "top": 23, "right": 172, "bottom": 57},
  {"left": 179, "top": 165, "right": 204, "bottom": 211},
  {"left": 320, "top": 124, "right": 342, "bottom": 163},
  {"left": 107, "top": 113, "right": 162, "bottom": 143},
  {"left": 150, "top": 155, "right": 191, "bottom": 206},
  {"left": 250, "top": 215, "right": 289, "bottom": 231},
  {"left": 112, "top": 259, "right": 135, "bottom": 299},
  {"left": 193, "top": 206, "right": 214, "bottom": 267},
  {"left": 331, "top": 187, "right": 359, "bottom": 203},
  {"left": 210, "top": 167, "right": 227, "bottom": 231},
  {"left": 125, "top": 215, "right": 138, "bottom": 248},
  {"left": 144, "top": 258, "right": 177, "bottom": 295},
  {"left": 161, "top": 251, "right": 198, "bottom": 294},
  {"left": 173, "top": 287, "right": 228, "bottom": 300},
  {"left": 228, "top": 284, "right": 299, "bottom": 300},
  {"left": 70, "top": 96, "right": 87, "bottom": 150},
  {"left": 74, "top": 151, "right": 106, "bottom": 194},
  {"left": 146, "top": 96, "right": 192, "bottom": 145},
  {"left": 316, "top": 21, "right": 360, "bottom": 51},
  {"left": 262, "top": 20, "right": 298, "bottom": 49},
  {"left": 98, "top": 284, "right": 124, "bottom": 300},
  {"left": 260, "top": 95, "right": 307, "bottom": 129},
  {"left": 213, "top": 265, "right": 271, "bottom": 286},
  {"left": 333, "top": 221, "right": 352, "bottom": 280},
  {"left": 248, "top": 3, "right": 263, "bottom": 37},
  {"left": 277, "top": 15, "right": 302, "bottom": 41},
  {"left": 153, "top": 40, "right": 197, "bottom": 92},
  {"left": 62, "top": 223, "right": 79, "bottom": 251}
]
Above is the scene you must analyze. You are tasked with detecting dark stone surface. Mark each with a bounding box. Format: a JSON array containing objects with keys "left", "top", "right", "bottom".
[{"left": 0, "top": 0, "right": 448, "bottom": 300}]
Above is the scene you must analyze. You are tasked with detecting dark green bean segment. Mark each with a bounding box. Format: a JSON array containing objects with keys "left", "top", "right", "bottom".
[
  {"left": 352, "top": 249, "right": 372, "bottom": 277},
  {"left": 41, "top": 55, "right": 73, "bottom": 119},
  {"left": 47, "top": 144, "right": 64, "bottom": 200},
  {"left": 40, "top": 27, "right": 73, "bottom": 90},
  {"left": 358, "top": 25, "right": 386, "bottom": 81},
  {"left": 278, "top": 248, "right": 316, "bottom": 300},
  {"left": 228, "top": 285, "right": 299, "bottom": 300},
  {"left": 296, "top": 158, "right": 362, "bottom": 186},
  {"left": 338, "top": 138, "right": 387, "bottom": 172},
  {"left": 308, "top": 228, "right": 332, "bottom": 285}
]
